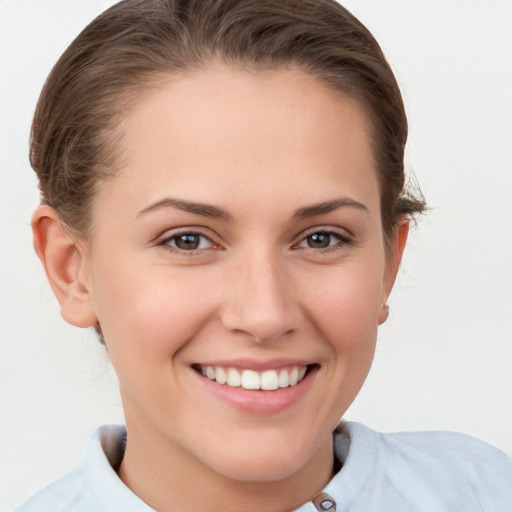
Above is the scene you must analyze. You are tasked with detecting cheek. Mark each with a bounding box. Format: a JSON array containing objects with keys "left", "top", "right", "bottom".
[
  {"left": 90, "top": 263, "right": 216, "bottom": 361},
  {"left": 302, "top": 261, "right": 384, "bottom": 342}
]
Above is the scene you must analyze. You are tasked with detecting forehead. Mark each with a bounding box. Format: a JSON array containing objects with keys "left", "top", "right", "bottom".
[
  {"left": 122, "top": 66, "right": 372, "bottom": 152},
  {"left": 100, "top": 66, "right": 379, "bottom": 219}
]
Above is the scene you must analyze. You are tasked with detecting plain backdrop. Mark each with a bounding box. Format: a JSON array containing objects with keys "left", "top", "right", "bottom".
[{"left": 1, "top": 0, "right": 511, "bottom": 509}]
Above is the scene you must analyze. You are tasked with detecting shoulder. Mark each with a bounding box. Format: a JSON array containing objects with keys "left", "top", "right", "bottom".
[
  {"left": 376, "top": 425, "right": 512, "bottom": 481},
  {"left": 14, "top": 425, "right": 154, "bottom": 512},
  {"left": 330, "top": 422, "right": 512, "bottom": 511},
  {"left": 14, "top": 465, "right": 100, "bottom": 512},
  {"left": 343, "top": 420, "right": 512, "bottom": 469}
]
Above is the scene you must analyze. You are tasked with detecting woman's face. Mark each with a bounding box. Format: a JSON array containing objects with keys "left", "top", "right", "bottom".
[{"left": 80, "top": 67, "right": 404, "bottom": 483}]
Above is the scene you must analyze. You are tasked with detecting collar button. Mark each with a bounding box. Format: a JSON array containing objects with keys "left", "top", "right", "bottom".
[{"left": 312, "top": 492, "right": 336, "bottom": 512}]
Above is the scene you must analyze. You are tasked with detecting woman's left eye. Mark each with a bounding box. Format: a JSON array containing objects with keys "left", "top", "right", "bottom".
[
  {"left": 296, "top": 231, "right": 349, "bottom": 250},
  {"left": 161, "top": 232, "right": 213, "bottom": 251}
]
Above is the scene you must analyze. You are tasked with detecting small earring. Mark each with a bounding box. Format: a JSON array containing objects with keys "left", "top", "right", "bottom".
[{"left": 379, "top": 303, "right": 389, "bottom": 324}]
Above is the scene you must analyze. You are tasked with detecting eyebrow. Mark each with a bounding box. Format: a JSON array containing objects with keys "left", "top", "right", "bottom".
[
  {"left": 293, "top": 197, "right": 369, "bottom": 219},
  {"left": 138, "top": 196, "right": 368, "bottom": 221},
  {"left": 138, "top": 197, "right": 231, "bottom": 220}
]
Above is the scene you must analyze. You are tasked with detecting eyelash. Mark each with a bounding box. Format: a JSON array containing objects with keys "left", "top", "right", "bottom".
[
  {"left": 293, "top": 229, "right": 352, "bottom": 252},
  {"left": 157, "top": 227, "right": 352, "bottom": 255},
  {"left": 158, "top": 230, "right": 216, "bottom": 254}
]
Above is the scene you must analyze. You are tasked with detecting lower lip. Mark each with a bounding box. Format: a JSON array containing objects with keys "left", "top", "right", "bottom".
[{"left": 193, "top": 367, "right": 318, "bottom": 414}]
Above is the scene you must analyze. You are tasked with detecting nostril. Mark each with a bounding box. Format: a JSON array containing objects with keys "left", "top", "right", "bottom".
[{"left": 219, "top": 274, "right": 302, "bottom": 343}]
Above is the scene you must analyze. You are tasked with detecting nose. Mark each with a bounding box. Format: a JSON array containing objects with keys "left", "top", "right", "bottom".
[{"left": 220, "top": 250, "right": 302, "bottom": 343}]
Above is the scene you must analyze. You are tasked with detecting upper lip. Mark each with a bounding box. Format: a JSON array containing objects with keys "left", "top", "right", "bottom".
[{"left": 193, "top": 358, "right": 316, "bottom": 371}]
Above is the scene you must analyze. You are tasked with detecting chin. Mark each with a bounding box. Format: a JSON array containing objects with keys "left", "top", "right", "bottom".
[
  {"left": 203, "top": 436, "right": 322, "bottom": 483},
  {"left": 215, "top": 455, "right": 304, "bottom": 483}
]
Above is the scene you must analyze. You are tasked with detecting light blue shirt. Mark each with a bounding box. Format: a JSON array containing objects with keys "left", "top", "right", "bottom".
[{"left": 15, "top": 422, "right": 512, "bottom": 511}]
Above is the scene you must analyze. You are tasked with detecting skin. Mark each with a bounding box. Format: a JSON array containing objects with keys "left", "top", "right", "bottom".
[{"left": 33, "top": 66, "right": 408, "bottom": 512}]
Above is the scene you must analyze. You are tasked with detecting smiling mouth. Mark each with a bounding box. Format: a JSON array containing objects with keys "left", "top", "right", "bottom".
[{"left": 192, "top": 364, "right": 316, "bottom": 391}]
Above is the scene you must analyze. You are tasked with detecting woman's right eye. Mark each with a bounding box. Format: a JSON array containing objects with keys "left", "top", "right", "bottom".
[{"left": 160, "top": 232, "right": 214, "bottom": 252}]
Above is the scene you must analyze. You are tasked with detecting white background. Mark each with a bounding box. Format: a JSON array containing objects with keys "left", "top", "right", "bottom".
[{"left": 1, "top": 0, "right": 511, "bottom": 509}]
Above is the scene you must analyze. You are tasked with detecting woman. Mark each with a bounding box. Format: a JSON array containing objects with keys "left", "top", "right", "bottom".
[{"left": 13, "top": 0, "right": 512, "bottom": 510}]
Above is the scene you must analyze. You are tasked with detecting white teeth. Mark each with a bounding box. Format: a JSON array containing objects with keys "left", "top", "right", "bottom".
[
  {"left": 278, "top": 369, "right": 289, "bottom": 388},
  {"left": 260, "top": 370, "right": 279, "bottom": 390},
  {"left": 241, "top": 369, "right": 260, "bottom": 389},
  {"left": 200, "top": 365, "right": 309, "bottom": 390},
  {"left": 215, "top": 367, "right": 227, "bottom": 384},
  {"left": 227, "top": 367, "right": 242, "bottom": 387}
]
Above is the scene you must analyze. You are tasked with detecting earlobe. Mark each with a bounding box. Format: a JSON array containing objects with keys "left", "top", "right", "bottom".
[
  {"left": 378, "top": 219, "right": 409, "bottom": 325},
  {"left": 32, "top": 205, "right": 98, "bottom": 328}
]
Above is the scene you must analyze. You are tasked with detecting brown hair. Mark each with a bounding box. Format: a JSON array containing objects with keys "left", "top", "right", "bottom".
[{"left": 31, "top": 0, "right": 425, "bottom": 245}]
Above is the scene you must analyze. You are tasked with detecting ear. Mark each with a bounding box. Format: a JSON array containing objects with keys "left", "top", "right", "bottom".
[
  {"left": 32, "top": 205, "right": 98, "bottom": 328},
  {"left": 378, "top": 219, "right": 409, "bottom": 325}
]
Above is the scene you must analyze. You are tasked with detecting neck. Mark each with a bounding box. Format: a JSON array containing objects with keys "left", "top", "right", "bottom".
[{"left": 118, "top": 416, "right": 334, "bottom": 512}]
